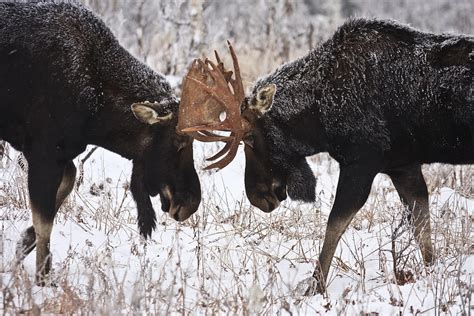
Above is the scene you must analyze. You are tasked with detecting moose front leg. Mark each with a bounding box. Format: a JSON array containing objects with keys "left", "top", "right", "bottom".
[
  {"left": 16, "top": 161, "right": 76, "bottom": 263},
  {"left": 130, "top": 160, "right": 156, "bottom": 238},
  {"left": 31, "top": 208, "right": 54, "bottom": 286},
  {"left": 388, "top": 164, "right": 433, "bottom": 265},
  {"left": 55, "top": 161, "right": 77, "bottom": 211},
  {"left": 23, "top": 158, "right": 65, "bottom": 286},
  {"left": 302, "top": 163, "right": 378, "bottom": 295}
]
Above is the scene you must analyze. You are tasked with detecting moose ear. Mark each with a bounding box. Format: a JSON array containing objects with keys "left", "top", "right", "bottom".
[
  {"left": 249, "top": 84, "right": 276, "bottom": 115},
  {"left": 131, "top": 102, "right": 173, "bottom": 125}
]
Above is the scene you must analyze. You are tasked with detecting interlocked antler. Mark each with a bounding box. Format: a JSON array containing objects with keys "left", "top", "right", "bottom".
[{"left": 178, "top": 41, "right": 247, "bottom": 170}]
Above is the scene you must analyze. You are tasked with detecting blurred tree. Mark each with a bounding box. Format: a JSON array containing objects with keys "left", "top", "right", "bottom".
[
  {"left": 79, "top": 0, "right": 472, "bottom": 80},
  {"left": 340, "top": 0, "right": 358, "bottom": 17}
]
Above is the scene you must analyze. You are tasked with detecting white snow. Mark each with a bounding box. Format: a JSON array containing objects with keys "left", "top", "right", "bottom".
[{"left": 1, "top": 143, "right": 472, "bottom": 314}]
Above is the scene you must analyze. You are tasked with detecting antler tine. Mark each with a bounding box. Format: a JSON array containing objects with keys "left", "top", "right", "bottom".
[
  {"left": 200, "top": 130, "right": 234, "bottom": 143},
  {"left": 203, "top": 137, "right": 240, "bottom": 170},
  {"left": 206, "top": 138, "right": 233, "bottom": 161},
  {"left": 227, "top": 41, "right": 245, "bottom": 101},
  {"left": 203, "top": 58, "right": 231, "bottom": 90},
  {"left": 215, "top": 49, "right": 233, "bottom": 82},
  {"left": 214, "top": 50, "right": 222, "bottom": 65}
]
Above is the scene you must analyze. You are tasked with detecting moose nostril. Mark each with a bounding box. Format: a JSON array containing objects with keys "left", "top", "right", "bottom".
[
  {"left": 173, "top": 210, "right": 180, "bottom": 221},
  {"left": 160, "top": 185, "right": 173, "bottom": 212},
  {"left": 260, "top": 195, "right": 280, "bottom": 212},
  {"left": 172, "top": 205, "right": 188, "bottom": 222},
  {"left": 269, "top": 199, "right": 280, "bottom": 211},
  {"left": 271, "top": 180, "right": 287, "bottom": 201}
]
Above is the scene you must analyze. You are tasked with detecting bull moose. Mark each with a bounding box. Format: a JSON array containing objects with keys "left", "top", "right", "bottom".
[
  {"left": 179, "top": 19, "right": 473, "bottom": 293},
  {"left": 0, "top": 1, "right": 201, "bottom": 285}
]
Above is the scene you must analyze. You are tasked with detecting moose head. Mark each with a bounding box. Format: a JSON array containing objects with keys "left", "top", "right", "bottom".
[
  {"left": 178, "top": 42, "right": 315, "bottom": 212},
  {"left": 131, "top": 100, "right": 201, "bottom": 224}
]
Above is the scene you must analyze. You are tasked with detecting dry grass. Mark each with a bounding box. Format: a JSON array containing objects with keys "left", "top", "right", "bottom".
[
  {"left": 2, "top": 2, "right": 472, "bottom": 313},
  {"left": 0, "top": 147, "right": 473, "bottom": 315}
]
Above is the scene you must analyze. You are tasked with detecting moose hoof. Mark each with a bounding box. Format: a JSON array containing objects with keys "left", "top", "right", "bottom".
[
  {"left": 422, "top": 251, "right": 435, "bottom": 267},
  {"left": 35, "top": 275, "right": 57, "bottom": 287},
  {"left": 295, "top": 276, "right": 325, "bottom": 296},
  {"left": 15, "top": 226, "right": 36, "bottom": 262}
]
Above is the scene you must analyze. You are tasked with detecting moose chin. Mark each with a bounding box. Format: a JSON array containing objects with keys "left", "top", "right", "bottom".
[{"left": 179, "top": 20, "right": 473, "bottom": 294}]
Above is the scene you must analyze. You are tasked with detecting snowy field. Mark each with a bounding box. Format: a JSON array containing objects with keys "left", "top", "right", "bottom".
[
  {"left": 1, "top": 143, "right": 472, "bottom": 315},
  {"left": 1, "top": 0, "right": 473, "bottom": 314}
]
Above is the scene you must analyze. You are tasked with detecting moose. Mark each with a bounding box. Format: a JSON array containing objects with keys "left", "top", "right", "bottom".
[
  {"left": 179, "top": 20, "right": 473, "bottom": 293},
  {"left": 0, "top": 2, "right": 201, "bottom": 285}
]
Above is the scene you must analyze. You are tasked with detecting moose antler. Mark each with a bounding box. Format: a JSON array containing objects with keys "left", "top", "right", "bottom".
[{"left": 178, "top": 41, "right": 247, "bottom": 170}]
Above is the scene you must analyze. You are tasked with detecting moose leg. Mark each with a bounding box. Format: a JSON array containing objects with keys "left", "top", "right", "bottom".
[
  {"left": 15, "top": 226, "right": 36, "bottom": 262},
  {"left": 388, "top": 164, "right": 433, "bottom": 265},
  {"left": 306, "top": 164, "right": 378, "bottom": 295},
  {"left": 16, "top": 161, "right": 76, "bottom": 263},
  {"left": 55, "top": 161, "right": 77, "bottom": 210},
  {"left": 24, "top": 158, "right": 65, "bottom": 286},
  {"left": 130, "top": 160, "right": 156, "bottom": 238}
]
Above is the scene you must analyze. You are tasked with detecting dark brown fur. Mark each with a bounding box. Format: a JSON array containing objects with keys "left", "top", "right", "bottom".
[
  {"left": 242, "top": 18, "right": 473, "bottom": 293},
  {"left": 1, "top": 1, "right": 201, "bottom": 285}
]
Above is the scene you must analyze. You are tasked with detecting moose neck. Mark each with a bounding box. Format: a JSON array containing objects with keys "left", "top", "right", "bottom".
[
  {"left": 262, "top": 53, "right": 329, "bottom": 160},
  {"left": 87, "top": 104, "right": 151, "bottom": 161},
  {"left": 86, "top": 40, "right": 174, "bottom": 160}
]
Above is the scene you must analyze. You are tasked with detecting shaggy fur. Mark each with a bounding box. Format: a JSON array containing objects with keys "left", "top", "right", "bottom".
[
  {"left": 244, "top": 18, "right": 473, "bottom": 293},
  {"left": 254, "top": 18, "right": 473, "bottom": 167},
  {"left": 0, "top": 1, "right": 200, "bottom": 284}
]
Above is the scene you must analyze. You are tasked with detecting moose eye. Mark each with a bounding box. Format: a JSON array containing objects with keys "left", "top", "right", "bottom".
[
  {"left": 243, "top": 134, "right": 255, "bottom": 148},
  {"left": 174, "top": 138, "right": 188, "bottom": 152},
  {"left": 176, "top": 141, "right": 187, "bottom": 152}
]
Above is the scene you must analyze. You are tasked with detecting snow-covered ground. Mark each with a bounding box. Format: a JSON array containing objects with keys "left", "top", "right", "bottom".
[{"left": 1, "top": 143, "right": 473, "bottom": 315}]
